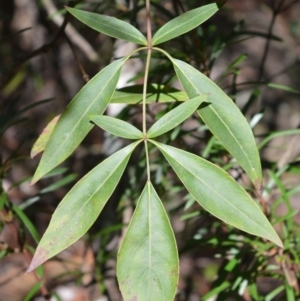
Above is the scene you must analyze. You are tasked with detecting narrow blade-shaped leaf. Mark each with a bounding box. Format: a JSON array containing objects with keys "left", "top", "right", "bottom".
[
  {"left": 30, "top": 115, "right": 60, "bottom": 158},
  {"left": 171, "top": 58, "right": 262, "bottom": 190},
  {"left": 267, "top": 82, "right": 299, "bottom": 94},
  {"left": 90, "top": 115, "right": 143, "bottom": 139},
  {"left": 111, "top": 84, "right": 188, "bottom": 104},
  {"left": 147, "top": 95, "right": 206, "bottom": 138},
  {"left": 66, "top": 7, "right": 147, "bottom": 45},
  {"left": 152, "top": 3, "right": 219, "bottom": 46},
  {"left": 12, "top": 204, "right": 41, "bottom": 244},
  {"left": 27, "top": 142, "right": 139, "bottom": 273},
  {"left": 117, "top": 182, "right": 179, "bottom": 301},
  {"left": 32, "top": 58, "right": 126, "bottom": 184},
  {"left": 152, "top": 141, "right": 283, "bottom": 247}
]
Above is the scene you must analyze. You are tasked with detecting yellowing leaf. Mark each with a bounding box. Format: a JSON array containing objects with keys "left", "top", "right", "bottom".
[{"left": 30, "top": 115, "right": 60, "bottom": 159}]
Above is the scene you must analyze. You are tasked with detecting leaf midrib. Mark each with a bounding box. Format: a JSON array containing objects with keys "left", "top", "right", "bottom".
[
  {"left": 50, "top": 150, "right": 130, "bottom": 245},
  {"left": 162, "top": 146, "right": 269, "bottom": 235},
  {"left": 174, "top": 61, "right": 258, "bottom": 180},
  {"left": 79, "top": 13, "right": 145, "bottom": 42},
  {"left": 41, "top": 62, "right": 123, "bottom": 175},
  {"left": 100, "top": 118, "right": 142, "bottom": 137},
  {"left": 148, "top": 97, "right": 199, "bottom": 136},
  {"left": 147, "top": 183, "right": 152, "bottom": 300},
  {"left": 153, "top": 6, "right": 215, "bottom": 43}
]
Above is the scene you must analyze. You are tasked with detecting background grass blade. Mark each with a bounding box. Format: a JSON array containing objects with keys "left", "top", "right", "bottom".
[
  {"left": 90, "top": 115, "right": 143, "bottom": 139},
  {"left": 117, "top": 182, "right": 179, "bottom": 301},
  {"left": 153, "top": 141, "right": 283, "bottom": 248},
  {"left": 12, "top": 204, "right": 41, "bottom": 244},
  {"left": 147, "top": 95, "right": 207, "bottom": 138},
  {"left": 171, "top": 58, "right": 262, "bottom": 191},
  {"left": 152, "top": 3, "right": 219, "bottom": 45},
  {"left": 31, "top": 58, "right": 126, "bottom": 184},
  {"left": 27, "top": 142, "right": 139, "bottom": 273},
  {"left": 66, "top": 7, "right": 147, "bottom": 45}
]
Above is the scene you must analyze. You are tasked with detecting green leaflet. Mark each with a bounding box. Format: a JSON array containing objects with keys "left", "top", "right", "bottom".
[
  {"left": 111, "top": 84, "right": 188, "bottom": 104},
  {"left": 147, "top": 95, "right": 207, "bottom": 138},
  {"left": 117, "top": 182, "right": 179, "bottom": 301},
  {"left": 26, "top": 142, "right": 140, "bottom": 273},
  {"left": 171, "top": 58, "right": 262, "bottom": 191},
  {"left": 90, "top": 115, "right": 143, "bottom": 139},
  {"left": 31, "top": 58, "right": 126, "bottom": 184},
  {"left": 66, "top": 7, "right": 147, "bottom": 46},
  {"left": 152, "top": 3, "right": 219, "bottom": 45},
  {"left": 152, "top": 141, "right": 283, "bottom": 248}
]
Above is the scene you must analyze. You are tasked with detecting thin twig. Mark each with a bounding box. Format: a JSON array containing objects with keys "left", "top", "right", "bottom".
[
  {"left": 258, "top": 0, "right": 286, "bottom": 81},
  {"left": 41, "top": 0, "right": 99, "bottom": 62},
  {"left": 65, "top": 35, "right": 90, "bottom": 82},
  {"left": 174, "top": 0, "right": 207, "bottom": 72},
  {"left": 0, "top": 14, "right": 70, "bottom": 90},
  {"left": 171, "top": 0, "right": 180, "bottom": 16},
  {"left": 145, "top": 0, "right": 152, "bottom": 46}
]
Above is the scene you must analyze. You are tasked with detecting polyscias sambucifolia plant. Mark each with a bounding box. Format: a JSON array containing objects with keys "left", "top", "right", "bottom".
[{"left": 27, "top": 2, "right": 283, "bottom": 300}]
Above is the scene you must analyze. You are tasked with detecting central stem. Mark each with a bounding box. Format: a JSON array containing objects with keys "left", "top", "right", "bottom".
[
  {"left": 142, "top": 49, "right": 151, "bottom": 135},
  {"left": 143, "top": 0, "right": 152, "bottom": 181}
]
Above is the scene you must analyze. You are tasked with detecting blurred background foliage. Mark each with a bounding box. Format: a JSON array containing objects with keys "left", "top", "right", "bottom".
[{"left": 0, "top": 0, "right": 300, "bottom": 300}]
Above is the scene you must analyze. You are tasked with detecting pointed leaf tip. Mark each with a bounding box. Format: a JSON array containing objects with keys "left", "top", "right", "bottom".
[
  {"left": 31, "top": 58, "right": 126, "bottom": 183},
  {"left": 170, "top": 57, "right": 262, "bottom": 186},
  {"left": 147, "top": 94, "right": 207, "bottom": 138},
  {"left": 117, "top": 182, "right": 179, "bottom": 301},
  {"left": 28, "top": 142, "right": 139, "bottom": 272},
  {"left": 66, "top": 7, "right": 147, "bottom": 45},
  {"left": 152, "top": 141, "right": 282, "bottom": 247},
  {"left": 152, "top": 3, "right": 219, "bottom": 45},
  {"left": 90, "top": 115, "right": 143, "bottom": 139},
  {"left": 26, "top": 247, "right": 49, "bottom": 273}
]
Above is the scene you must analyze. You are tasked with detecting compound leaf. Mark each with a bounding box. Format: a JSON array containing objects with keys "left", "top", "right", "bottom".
[
  {"left": 66, "top": 7, "right": 147, "bottom": 46},
  {"left": 117, "top": 182, "right": 179, "bottom": 301},
  {"left": 147, "top": 94, "right": 206, "bottom": 138},
  {"left": 171, "top": 58, "right": 262, "bottom": 191},
  {"left": 90, "top": 115, "right": 143, "bottom": 139},
  {"left": 31, "top": 58, "right": 126, "bottom": 184},
  {"left": 152, "top": 3, "right": 219, "bottom": 46},
  {"left": 153, "top": 141, "right": 283, "bottom": 248},
  {"left": 27, "top": 142, "right": 140, "bottom": 273}
]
